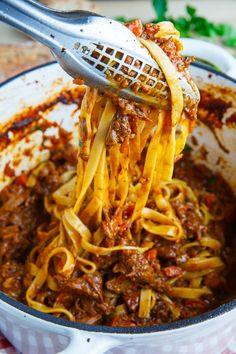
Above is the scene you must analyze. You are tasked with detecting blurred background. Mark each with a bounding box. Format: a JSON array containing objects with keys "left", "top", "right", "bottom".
[{"left": 0, "top": 0, "right": 235, "bottom": 82}]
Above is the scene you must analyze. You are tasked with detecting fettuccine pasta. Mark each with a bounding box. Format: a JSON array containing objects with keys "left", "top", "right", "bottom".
[{"left": 1, "top": 20, "right": 234, "bottom": 327}]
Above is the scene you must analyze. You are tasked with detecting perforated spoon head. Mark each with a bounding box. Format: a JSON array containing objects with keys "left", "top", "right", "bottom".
[{"left": 51, "top": 13, "right": 199, "bottom": 108}]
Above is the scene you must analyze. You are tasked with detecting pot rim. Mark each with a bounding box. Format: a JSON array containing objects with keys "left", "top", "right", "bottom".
[{"left": 0, "top": 61, "right": 236, "bottom": 335}]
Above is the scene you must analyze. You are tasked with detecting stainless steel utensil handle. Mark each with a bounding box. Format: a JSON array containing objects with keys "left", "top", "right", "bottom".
[
  {"left": 0, "top": 0, "right": 60, "bottom": 48},
  {"left": 0, "top": 0, "right": 88, "bottom": 53}
]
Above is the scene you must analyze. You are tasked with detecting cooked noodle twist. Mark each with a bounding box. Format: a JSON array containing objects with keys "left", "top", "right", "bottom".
[{"left": 25, "top": 23, "right": 225, "bottom": 322}]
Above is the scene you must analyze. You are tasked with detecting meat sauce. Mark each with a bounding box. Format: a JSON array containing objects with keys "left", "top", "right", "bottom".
[{"left": 0, "top": 146, "right": 235, "bottom": 326}]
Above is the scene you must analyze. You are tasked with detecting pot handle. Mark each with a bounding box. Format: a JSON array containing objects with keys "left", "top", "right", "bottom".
[
  {"left": 58, "top": 330, "right": 121, "bottom": 354},
  {"left": 182, "top": 38, "right": 236, "bottom": 79}
]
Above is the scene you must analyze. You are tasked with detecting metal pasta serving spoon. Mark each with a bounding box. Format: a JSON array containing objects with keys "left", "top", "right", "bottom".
[{"left": 0, "top": 0, "right": 198, "bottom": 108}]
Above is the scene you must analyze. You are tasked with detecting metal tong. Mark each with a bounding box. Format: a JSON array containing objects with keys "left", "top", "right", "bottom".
[{"left": 0, "top": 0, "right": 199, "bottom": 107}]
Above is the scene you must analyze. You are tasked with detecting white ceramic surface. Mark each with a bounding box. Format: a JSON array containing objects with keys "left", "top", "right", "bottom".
[
  {"left": 182, "top": 38, "right": 236, "bottom": 79},
  {"left": 0, "top": 44, "right": 236, "bottom": 354}
]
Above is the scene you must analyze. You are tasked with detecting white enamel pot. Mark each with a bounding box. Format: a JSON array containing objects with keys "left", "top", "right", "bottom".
[
  {"left": 0, "top": 40, "right": 236, "bottom": 354},
  {"left": 182, "top": 38, "right": 236, "bottom": 79}
]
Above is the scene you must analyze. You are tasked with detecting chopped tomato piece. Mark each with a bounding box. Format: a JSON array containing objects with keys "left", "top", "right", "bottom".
[
  {"left": 125, "top": 19, "right": 143, "bottom": 37},
  {"left": 58, "top": 258, "right": 65, "bottom": 270},
  {"left": 204, "top": 193, "right": 217, "bottom": 208},
  {"left": 111, "top": 316, "right": 121, "bottom": 327},
  {"left": 163, "top": 266, "right": 183, "bottom": 277},
  {"left": 204, "top": 272, "right": 224, "bottom": 289},
  {"left": 55, "top": 292, "right": 66, "bottom": 304},
  {"left": 111, "top": 315, "right": 135, "bottom": 327},
  {"left": 123, "top": 204, "right": 134, "bottom": 220},
  {"left": 184, "top": 298, "right": 208, "bottom": 310},
  {"left": 14, "top": 173, "right": 28, "bottom": 186},
  {"left": 145, "top": 249, "right": 157, "bottom": 261},
  {"left": 4, "top": 163, "right": 15, "bottom": 177},
  {"left": 73, "top": 77, "right": 84, "bottom": 85}
]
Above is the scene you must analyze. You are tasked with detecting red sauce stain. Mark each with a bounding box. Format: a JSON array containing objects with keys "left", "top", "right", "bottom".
[
  {"left": 24, "top": 148, "right": 32, "bottom": 157},
  {"left": 226, "top": 112, "right": 236, "bottom": 127},
  {"left": 199, "top": 90, "right": 232, "bottom": 129},
  {"left": 14, "top": 173, "right": 28, "bottom": 186},
  {"left": 11, "top": 117, "right": 34, "bottom": 131},
  {"left": 4, "top": 163, "right": 15, "bottom": 177},
  {"left": 0, "top": 86, "right": 85, "bottom": 151}
]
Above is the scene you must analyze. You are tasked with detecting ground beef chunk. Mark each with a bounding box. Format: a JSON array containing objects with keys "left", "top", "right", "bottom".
[
  {"left": 51, "top": 144, "right": 78, "bottom": 166},
  {"left": 74, "top": 297, "right": 103, "bottom": 325},
  {"left": 106, "top": 275, "right": 140, "bottom": 312},
  {"left": 110, "top": 314, "right": 136, "bottom": 327},
  {"left": 106, "top": 113, "right": 131, "bottom": 145},
  {"left": 163, "top": 266, "right": 184, "bottom": 278},
  {"left": 203, "top": 272, "right": 226, "bottom": 290},
  {"left": 123, "top": 289, "right": 140, "bottom": 312},
  {"left": 34, "top": 163, "right": 62, "bottom": 195},
  {"left": 0, "top": 261, "right": 24, "bottom": 300},
  {"left": 180, "top": 298, "right": 210, "bottom": 319},
  {"left": 171, "top": 199, "right": 205, "bottom": 239},
  {"left": 106, "top": 275, "right": 132, "bottom": 294},
  {"left": 93, "top": 253, "right": 119, "bottom": 270},
  {"left": 59, "top": 272, "right": 103, "bottom": 300},
  {"left": 0, "top": 186, "right": 40, "bottom": 261},
  {"left": 54, "top": 292, "right": 77, "bottom": 308},
  {"left": 113, "top": 251, "right": 168, "bottom": 292},
  {"left": 111, "top": 97, "right": 149, "bottom": 120},
  {"left": 157, "top": 245, "right": 177, "bottom": 260},
  {"left": 74, "top": 295, "right": 115, "bottom": 324}
]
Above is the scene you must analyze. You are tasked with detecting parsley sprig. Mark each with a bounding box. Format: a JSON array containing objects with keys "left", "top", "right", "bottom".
[
  {"left": 116, "top": 1, "right": 236, "bottom": 51},
  {"left": 152, "top": 0, "right": 236, "bottom": 49}
]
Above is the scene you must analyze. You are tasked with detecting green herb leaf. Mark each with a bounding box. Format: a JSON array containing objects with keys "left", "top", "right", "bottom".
[
  {"left": 186, "top": 5, "right": 196, "bottom": 19},
  {"left": 225, "top": 36, "right": 236, "bottom": 48},
  {"left": 171, "top": 16, "right": 191, "bottom": 37},
  {"left": 33, "top": 125, "right": 43, "bottom": 131},
  {"left": 115, "top": 16, "right": 129, "bottom": 23},
  {"left": 115, "top": 1, "right": 236, "bottom": 52},
  {"left": 169, "top": 5, "right": 236, "bottom": 50},
  {"left": 183, "top": 144, "right": 192, "bottom": 152},
  {"left": 207, "top": 176, "right": 216, "bottom": 185},
  {"left": 214, "top": 23, "right": 230, "bottom": 36},
  {"left": 223, "top": 26, "right": 236, "bottom": 47},
  {"left": 152, "top": 0, "right": 168, "bottom": 21}
]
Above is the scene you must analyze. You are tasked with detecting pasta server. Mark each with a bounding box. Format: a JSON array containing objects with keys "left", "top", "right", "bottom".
[{"left": 0, "top": 0, "right": 199, "bottom": 108}]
